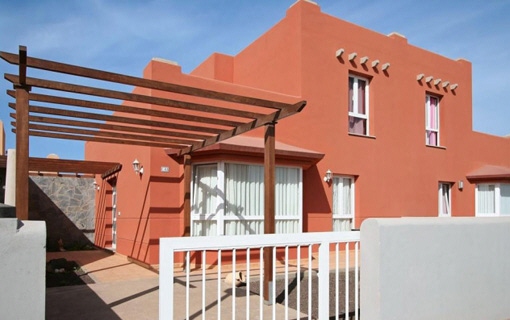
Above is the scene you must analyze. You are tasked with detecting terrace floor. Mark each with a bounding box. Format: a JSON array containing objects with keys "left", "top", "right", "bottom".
[{"left": 46, "top": 250, "right": 314, "bottom": 319}]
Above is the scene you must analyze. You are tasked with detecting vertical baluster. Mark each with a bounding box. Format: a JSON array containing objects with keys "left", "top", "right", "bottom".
[
  {"left": 308, "top": 245, "right": 312, "bottom": 320},
  {"left": 246, "top": 248, "right": 251, "bottom": 320},
  {"left": 202, "top": 250, "right": 206, "bottom": 320},
  {"left": 260, "top": 247, "right": 264, "bottom": 320},
  {"left": 345, "top": 242, "right": 350, "bottom": 318},
  {"left": 297, "top": 245, "right": 301, "bottom": 319},
  {"left": 355, "top": 241, "right": 359, "bottom": 320},
  {"left": 285, "top": 246, "right": 289, "bottom": 319},
  {"left": 186, "top": 251, "right": 190, "bottom": 320},
  {"left": 335, "top": 242, "right": 339, "bottom": 320},
  {"left": 233, "top": 248, "right": 237, "bottom": 320},
  {"left": 272, "top": 247, "right": 276, "bottom": 320},
  {"left": 218, "top": 249, "right": 222, "bottom": 320}
]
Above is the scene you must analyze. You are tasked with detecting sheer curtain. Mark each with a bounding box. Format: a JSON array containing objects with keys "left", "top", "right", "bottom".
[
  {"left": 275, "top": 167, "right": 301, "bottom": 233},
  {"left": 192, "top": 163, "right": 302, "bottom": 236},
  {"left": 500, "top": 184, "right": 510, "bottom": 216},
  {"left": 477, "top": 184, "right": 495, "bottom": 215},
  {"left": 426, "top": 96, "right": 439, "bottom": 146},
  {"left": 332, "top": 177, "right": 353, "bottom": 231},
  {"left": 191, "top": 164, "right": 218, "bottom": 236},
  {"left": 224, "top": 163, "right": 264, "bottom": 235}
]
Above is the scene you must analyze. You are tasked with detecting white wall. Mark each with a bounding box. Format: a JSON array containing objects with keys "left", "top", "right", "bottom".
[
  {"left": 0, "top": 218, "right": 46, "bottom": 320},
  {"left": 361, "top": 217, "right": 510, "bottom": 320}
]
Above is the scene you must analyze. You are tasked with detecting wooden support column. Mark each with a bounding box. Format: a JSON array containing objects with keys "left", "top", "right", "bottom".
[
  {"left": 15, "top": 46, "right": 30, "bottom": 220},
  {"left": 183, "top": 154, "right": 191, "bottom": 237},
  {"left": 263, "top": 122, "right": 276, "bottom": 302}
]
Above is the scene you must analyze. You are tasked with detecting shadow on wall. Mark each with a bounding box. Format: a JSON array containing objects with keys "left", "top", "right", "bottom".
[{"left": 29, "top": 177, "right": 95, "bottom": 251}]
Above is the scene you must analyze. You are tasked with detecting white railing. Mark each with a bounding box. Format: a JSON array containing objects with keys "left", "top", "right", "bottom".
[{"left": 159, "top": 231, "right": 360, "bottom": 319}]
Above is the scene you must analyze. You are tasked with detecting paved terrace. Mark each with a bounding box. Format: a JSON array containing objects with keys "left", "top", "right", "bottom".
[{"left": 46, "top": 250, "right": 350, "bottom": 319}]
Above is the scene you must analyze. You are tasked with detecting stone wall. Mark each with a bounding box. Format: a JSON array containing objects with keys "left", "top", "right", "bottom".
[{"left": 29, "top": 176, "right": 96, "bottom": 251}]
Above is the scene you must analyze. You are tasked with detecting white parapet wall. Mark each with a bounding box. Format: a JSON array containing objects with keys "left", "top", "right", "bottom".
[
  {"left": 361, "top": 217, "right": 510, "bottom": 320},
  {"left": 0, "top": 218, "right": 46, "bottom": 320}
]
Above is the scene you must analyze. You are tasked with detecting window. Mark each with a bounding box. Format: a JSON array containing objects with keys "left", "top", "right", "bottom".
[
  {"left": 425, "top": 95, "right": 440, "bottom": 146},
  {"left": 332, "top": 176, "right": 354, "bottom": 231},
  {"left": 191, "top": 162, "right": 302, "bottom": 236},
  {"left": 348, "top": 75, "right": 369, "bottom": 135},
  {"left": 438, "top": 183, "right": 451, "bottom": 217},
  {"left": 476, "top": 183, "right": 510, "bottom": 216}
]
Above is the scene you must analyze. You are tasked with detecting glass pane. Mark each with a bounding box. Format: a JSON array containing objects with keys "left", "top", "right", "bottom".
[
  {"left": 276, "top": 220, "right": 299, "bottom": 234},
  {"left": 192, "top": 220, "right": 217, "bottom": 236},
  {"left": 348, "top": 77, "right": 354, "bottom": 112},
  {"left": 276, "top": 167, "right": 300, "bottom": 217},
  {"left": 477, "top": 184, "right": 495, "bottom": 215},
  {"left": 500, "top": 184, "right": 510, "bottom": 216},
  {"left": 225, "top": 163, "right": 264, "bottom": 217},
  {"left": 333, "top": 218, "right": 352, "bottom": 232},
  {"left": 225, "top": 220, "right": 263, "bottom": 235},
  {"left": 358, "top": 79, "right": 366, "bottom": 114},
  {"left": 192, "top": 165, "right": 217, "bottom": 215},
  {"left": 348, "top": 116, "right": 366, "bottom": 135}
]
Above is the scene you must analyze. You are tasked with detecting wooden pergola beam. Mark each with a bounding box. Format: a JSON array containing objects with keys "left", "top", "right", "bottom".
[
  {"left": 5, "top": 74, "right": 265, "bottom": 121},
  {"left": 7, "top": 101, "right": 223, "bottom": 136},
  {"left": 1, "top": 51, "right": 291, "bottom": 110},
  {"left": 28, "top": 157, "right": 120, "bottom": 174}
]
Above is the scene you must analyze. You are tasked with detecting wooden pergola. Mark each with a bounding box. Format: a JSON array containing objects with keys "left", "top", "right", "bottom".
[{"left": 2, "top": 46, "right": 306, "bottom": 299}]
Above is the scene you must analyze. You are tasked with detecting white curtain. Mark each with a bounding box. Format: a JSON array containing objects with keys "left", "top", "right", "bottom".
[
  {"left": 477, "top": 184, "right": 495, "bottom": 215},
  {"left": 192, "top": 163, "right": 302, "bottom": 236},
  {"left": 500, "top": 184, "right": 510, "bottom": 216},
  {"left": 191, "top": 164, "right": 218, "bottom": 235},
  {"left": 332, "top": 177, "right": 353, "bottom": 231}
]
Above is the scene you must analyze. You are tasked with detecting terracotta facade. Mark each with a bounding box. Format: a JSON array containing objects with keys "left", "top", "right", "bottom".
[{"left": 86, "top": 1, "right": 510, "bottom": 265}]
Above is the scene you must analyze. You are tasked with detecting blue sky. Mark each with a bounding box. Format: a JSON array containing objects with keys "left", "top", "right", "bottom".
[{"left": 1, "top": 0, "right": 509, "bottom": 160}]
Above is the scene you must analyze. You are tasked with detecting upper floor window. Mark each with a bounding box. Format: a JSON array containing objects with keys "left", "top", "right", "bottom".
[
  {"left": 476, "top": 183, "right": 510, "bottom": 216},
  {"left": 191, "top": 162, "right": 303, "bottom": 236},
  {"left": 425, "top": 95, "right": 440, "bottom": 146},
  {"left": 438, "top": 182, "right": 452, "bottom": 217},
  {"left": 332, "top": 176, "right": 354, "bottom": 231},
  {"left": 348, "top": 75, "right": 369, "bottom": 135}
]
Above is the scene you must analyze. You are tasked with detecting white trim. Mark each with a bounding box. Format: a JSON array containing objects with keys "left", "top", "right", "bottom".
[
  {"left": 438, "top": 182, "right": 452, "bottom": 217},
  {"left": 425, "top": 94, "right": 440, "bottom": 146},
  {"left": 348, "top": 75, "right": 370, "bottom": 136},
  {"left": 332, "top": 176, "right": 355, "bottom": 231}
]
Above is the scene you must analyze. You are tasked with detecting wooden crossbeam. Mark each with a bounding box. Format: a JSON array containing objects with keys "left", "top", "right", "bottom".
[{"left": 1, "top": 51, "right": 293, "bottom": 110}]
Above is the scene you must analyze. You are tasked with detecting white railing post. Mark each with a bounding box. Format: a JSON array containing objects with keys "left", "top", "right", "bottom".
[
  {"left": 159, "top": 238, "right": 174, "bottom": 319},
  {"left": 318, "top": 241, "right": 330, "bottom": 320}
]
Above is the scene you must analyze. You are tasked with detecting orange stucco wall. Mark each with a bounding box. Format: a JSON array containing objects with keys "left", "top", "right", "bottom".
[{"left": 86, "top": 0, "right": 510, "bottom": 265}]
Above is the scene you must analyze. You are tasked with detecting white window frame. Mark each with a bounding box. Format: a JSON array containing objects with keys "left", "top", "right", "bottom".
[
  {"left": 332, "top": 176, "right": 355, "bottom": 231},
  {"left": 438, "top": 182, "right": 451, "bottom": 217},
  {"left": 348, "top": 75, "right": 370, "bottom": 136},
  {"left": 475, "top": 183, "right": 510, "bottom": 216},
  {"left": 191, "top": 161, "right": 303, "bottom": 236},
  {"left": 425, "top": 94, "right": 440, "bottom": 146}
]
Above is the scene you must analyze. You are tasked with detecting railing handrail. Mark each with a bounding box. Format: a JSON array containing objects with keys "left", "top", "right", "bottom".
[{"left": 160, "top": 231, "right": 360, "bottom": 252}]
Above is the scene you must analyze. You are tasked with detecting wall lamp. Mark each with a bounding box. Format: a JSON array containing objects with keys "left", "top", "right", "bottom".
[
  {"left": 132, "top": 159, "right": 144, "bottom": 175},
  {"left": 323, "top": 169, "right": 332, "bottom": 183},
  {"left": 458, "top": 180, "right": 464, "bottom": 190},
  {"left": 92, "top": 181, "right": 100, "bottom": 191}
]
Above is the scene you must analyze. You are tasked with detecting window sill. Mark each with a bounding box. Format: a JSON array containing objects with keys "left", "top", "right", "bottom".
[
  {"left": 348, "top": 133, "right": 376, "bottom": 139},
  {"left": 426, "top": 144, "right": 446, "bottom": 150}
]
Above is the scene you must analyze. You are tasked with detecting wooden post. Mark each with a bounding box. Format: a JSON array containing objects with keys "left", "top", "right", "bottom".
[
  {"left": 183, "top": 154, "right": 191, "bottom": 237},
  {"left": 263, "top": 122, "right": 276, "bottom": 302},
  {"left": 15, "top": 46, "right": 30, "bottom": 220}
]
